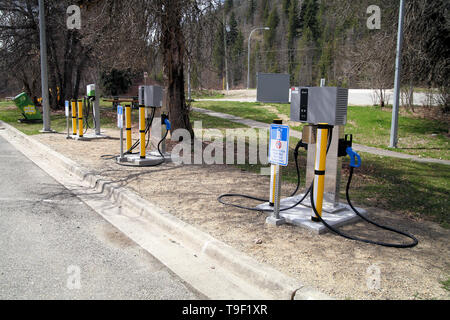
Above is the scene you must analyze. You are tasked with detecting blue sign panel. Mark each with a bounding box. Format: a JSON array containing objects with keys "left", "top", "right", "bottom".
[
  {"left": 117, "top": 105, "right": 123, "bottom": 128},
  {"left": 269, "top": 124, "right": 290, "bottom": 166}
]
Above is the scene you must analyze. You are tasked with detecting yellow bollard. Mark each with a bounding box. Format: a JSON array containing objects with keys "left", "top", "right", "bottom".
[
  {"left": 77, "top": 100, "right": 83, "bottom": 138},
  {"left": 71, "top": 100, "right": 77, "bottom": 136},
  {"left": 126, "top": 105, "right": 132, "bottom": 151},
  {"left": 312, "top": 123, "right": 330, "bottom": 222},
  {"left": 139, "top": 105, "right": 146, "bottom": 159}
]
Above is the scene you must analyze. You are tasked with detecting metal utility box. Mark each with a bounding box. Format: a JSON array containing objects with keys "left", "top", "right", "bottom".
[
  {"left": 290, "top": 87, "right": 348, "bottom": 125},
  {"left": 256, "top": 73, "right": 290, "bottom": 104},
  {"left": 139, "top": 85, "right": 163, "bottom": 107},
  {"left": 86, "top": 84, "right": 96, "bottom": 98}
]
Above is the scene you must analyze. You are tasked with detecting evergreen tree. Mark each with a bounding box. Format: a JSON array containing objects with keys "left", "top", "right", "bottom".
[
  {"left": 246, "top": 0, "right": 256, "bottom": 24},
  {"left": 287, "top": 0, "right": 300, "bottom": 80},
  {"left": 282, "top": 0, "right": 291, "bottom": 17},
  {"left": 299, "top": 0, "right": 320, "bottom": 41},
  {"left": 287, "top": 0, "right": 300, "bottom": 49},
  {"left": 231, "top": 31, "right": 245, "bottom": 85},
  {"left": 212, "top": 25, "right": 225, "bottom": 78},
  {"left": 259, "top": 0, "right": 270, "bottom": 23},
  {"left": 225, "top": 0, "right": 234, "bottom": 14},
  {"left": 227, "top": 12, "right": 238, "bottom": 46},
  {"left": 264, "top": 7, "right": 280, "bottom": 72}
]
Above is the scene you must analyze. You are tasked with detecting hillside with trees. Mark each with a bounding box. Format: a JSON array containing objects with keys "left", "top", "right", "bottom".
[{"left": 1, "top": 0, "right": 448, "bottom": 113}]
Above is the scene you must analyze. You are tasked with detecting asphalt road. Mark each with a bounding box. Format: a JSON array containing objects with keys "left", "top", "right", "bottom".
[{"left": 0, "top": 135, "right": 203, "bottom": 300}]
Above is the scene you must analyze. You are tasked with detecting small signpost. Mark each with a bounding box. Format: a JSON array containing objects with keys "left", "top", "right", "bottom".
[
  {"left": 65, "top": 101, "right": 70, "bottom": 138},
  {"left": 267, "top": 123, "right": 290, "bottom": 226}
]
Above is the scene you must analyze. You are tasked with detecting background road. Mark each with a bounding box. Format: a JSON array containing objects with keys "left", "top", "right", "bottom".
[{"left": 0, "top": 135, "right": 203, "bottom": 300}]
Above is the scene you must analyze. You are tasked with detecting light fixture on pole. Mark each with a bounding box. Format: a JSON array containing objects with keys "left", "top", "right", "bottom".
[{"left": 247, "top": 27, "right": 270, "bottom": 90}]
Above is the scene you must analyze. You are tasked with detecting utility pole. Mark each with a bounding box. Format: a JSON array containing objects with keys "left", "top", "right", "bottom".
[
  {"left": 389, "top": 0, "right": 405, "bottom": 148},
  {"left": 38, "top": 0, "right": 51, "bottom": 132},
  {"left": 247, "top": 27, "right": 270, "bottom": 89}
]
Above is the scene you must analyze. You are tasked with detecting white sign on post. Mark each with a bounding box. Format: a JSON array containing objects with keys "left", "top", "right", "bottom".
[
  {"left": 269, "top": 124, "right": 290, "bottom": 166},
  {"left": 117, "top": 105, "right": 123, "bottom": 128}
]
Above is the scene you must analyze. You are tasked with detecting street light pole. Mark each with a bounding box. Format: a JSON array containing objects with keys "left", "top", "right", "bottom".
[
  {"left": 38, "top": 0, "right": 51, "bottom": 132},
  {"left": 389, "top": 0, "right": 405, "bottom": 148},
  {"left": 247, "top": 27, "right": 270, "bottom": 90}
]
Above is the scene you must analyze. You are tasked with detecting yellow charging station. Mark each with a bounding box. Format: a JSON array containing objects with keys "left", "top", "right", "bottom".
[
  {"left": 126, "top": 105, "right": 132, "bottom": 151},
  {"left": 77, "top": 100, "right": 83, "bottom": 138},
  {"left": 71, "top": 100, "right": 77, "bottom": 136},
  {"left": 312, "top": 124, "right": 330, "bottom": 222},
  {"left": 139, "top": 106, "right": 146, "bottom": 159}
]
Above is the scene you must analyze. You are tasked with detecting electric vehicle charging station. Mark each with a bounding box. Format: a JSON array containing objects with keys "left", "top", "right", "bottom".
[
  {"left": 116, "top": 85, "right": 174, "bottom": 167},
  {"left": 255, "top": 87, "right": 364, "bottom": 234},
  {"left": 219, "top": 86, "right": 418, "bottom": 247},
  {"left": 67, "top": 83, "right": 108, "bottom": 141}
]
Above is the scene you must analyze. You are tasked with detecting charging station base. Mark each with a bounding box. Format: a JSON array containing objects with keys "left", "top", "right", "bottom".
[
  {"left": 116, "top": 153, "right": 176, "bottom": 167},
  {"left": 257, "top": 193, "right": 366, "bottom": 234},
  {"left": 68, "top": 133, "right": 109, "bottom": 141}
]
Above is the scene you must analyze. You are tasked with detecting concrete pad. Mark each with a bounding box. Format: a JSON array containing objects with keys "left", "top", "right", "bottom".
[
  {"left": 68, "top": 133, "right": 109, "bottom": 141},
  {"left": 266, "top": 216, "right": 286, "bottom": 226},
  {"left": 257, "top": 194, "right": 366, "bottom": 235},
  {"left": 117, "top": 154, "right": 166, "bottom": 166}
]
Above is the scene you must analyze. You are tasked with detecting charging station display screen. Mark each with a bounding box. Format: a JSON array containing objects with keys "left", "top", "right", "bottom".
[{"left": 300, "top": 89, "right": 308, "bottom": 121}]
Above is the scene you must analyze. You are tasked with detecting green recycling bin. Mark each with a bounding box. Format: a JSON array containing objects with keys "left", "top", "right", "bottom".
[{"left": 13, "top": 92, "right": 43, "bottom": 122}]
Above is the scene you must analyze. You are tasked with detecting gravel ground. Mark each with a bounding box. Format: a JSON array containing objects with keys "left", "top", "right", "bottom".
[{"left": 32, "top": 128, "right": 450, "bottom": 300}]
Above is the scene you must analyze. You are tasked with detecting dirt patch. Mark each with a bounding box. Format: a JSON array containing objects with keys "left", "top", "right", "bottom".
[
  {"left": 220, "top": 89, "right": 257, "bottom": 99},
  {"left": 34, "top": 128, "right": 450, "bottom": 300},
  {"left": 259, "top": 104, "right": 299, "bottom": 128}
]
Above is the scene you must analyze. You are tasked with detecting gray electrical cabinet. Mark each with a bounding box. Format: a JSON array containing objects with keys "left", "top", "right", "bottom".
[
  {"left": 290, "top": 87, "right": 348, "bottom": 125},
  {"left": 139, "top": 85, "right": 163, "bottom": 107},
  {"left": 256, "top": 73, "right": 290, "bottom": 103}
]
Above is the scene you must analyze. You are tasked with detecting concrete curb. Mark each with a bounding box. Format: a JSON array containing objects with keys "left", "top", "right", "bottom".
[{"left": 0, "top": 120, "right": 331, "bottom": 300}]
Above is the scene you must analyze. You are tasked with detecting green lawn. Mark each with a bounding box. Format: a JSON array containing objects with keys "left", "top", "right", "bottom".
[
  {"left": 190, "top": 111, "right": 248, "bottom": 129},
  {"left": 346, "top": 106, "right": 449, "bottom": 160},
  {"left": 0, "top": 100, "right": 117, "bottom": 135},
  {"left": 238, "top": 137, "right": 449, "bottom": 228},
  {"left": 273, "top": 103, "right": 449, "bottom": 160},
  {"left": 191, "top": 89, "right": 225, "bottom": 100},
  {"left": 0, "top": 99, "right": 247, "bottom": 135},
  {"left": 194, "top": 101, "right": 449, "bottom": 160},
  {"left": 193, "top": 101, "right": 279, "bottom": 124}
]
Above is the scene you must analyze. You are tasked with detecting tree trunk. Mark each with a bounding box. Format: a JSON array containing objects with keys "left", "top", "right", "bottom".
[{"left": 160, "top": 1, "right": 194, "bottom": 139}]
